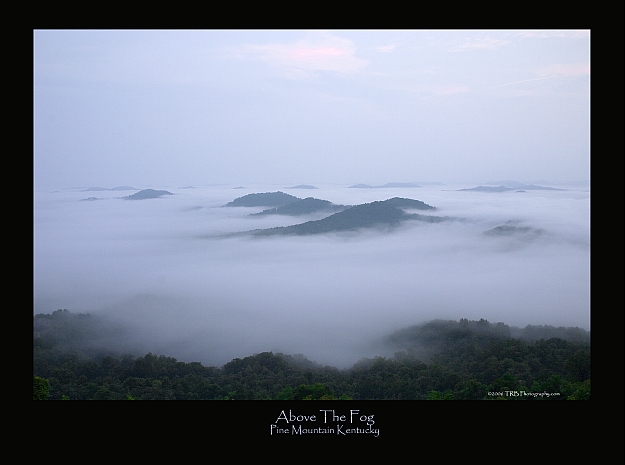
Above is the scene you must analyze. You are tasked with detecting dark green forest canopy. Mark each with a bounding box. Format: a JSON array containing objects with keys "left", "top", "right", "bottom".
[
  {"left": 385, "top": 318, "right": 590, "bottom": 351},
  {"left": 34, "top": 311, "right": 590, "bottom": 400}
]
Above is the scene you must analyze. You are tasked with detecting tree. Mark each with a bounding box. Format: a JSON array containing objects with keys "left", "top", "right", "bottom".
[
  {"left": 427, "top": 390, "right": 454, "bottom": 400},
  {"left": 567, "top": 380, "right": 590, "bottom": 400},
  {"left": 455, "top": 380, "right": 487, "bottom": 400},
  {"left": 293, "top": 383, "right": 334, "bottom": 400},
  {"left": 33, "top": 376, "right": 50, "bottom": 400}
]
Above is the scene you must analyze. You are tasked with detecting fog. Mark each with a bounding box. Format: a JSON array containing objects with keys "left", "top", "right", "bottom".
[{"left": 34, "top": 183, "right": 590, "bottom": 368}]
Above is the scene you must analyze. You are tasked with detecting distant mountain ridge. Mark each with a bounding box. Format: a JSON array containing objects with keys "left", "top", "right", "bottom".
[
  {"left": 123, "top": 189, "right": 173, "bottom": 200},
  {"left": 458, "top": 184, "right": 564, "bottom": 192},
  {"left": 81, "top": 186, "right": 137, "bottom": 192},
  {"left": 251, "top": 197, "right": 346, "bottom": 216},
  {"left": 349, "top": 182, "right": 422, "bottom": 189},
  {"left": 224, "top": 191, "right": 300, "bottom": 207},
  {"left": 486, "top": 180, "right": 567, "bottom": 189},
  {"left": 248, "top": 197, "right": 442, "bottom": 236},
  {"left": 219, "top": 192, "right": 558, "bottom": 239},
  {"left": 459, "top": 186, "right": 513, "bottom": 193},
  {"left": 286, "top": 184, "right": 317, "bottom": 189}
]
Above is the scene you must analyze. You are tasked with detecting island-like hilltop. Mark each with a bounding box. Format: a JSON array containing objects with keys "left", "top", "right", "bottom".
[
  {"left": 249, "top": 197, "right": 442, "bottom": 236},
  {"left": 251, "top": 197, "right": 346, "bottom": 216},
  {"left": 123, "top": 189, "right": 173, "bottom": 200},
  {"left": 286, "top": 184, "right": 318, "bottom": 189},
  {"left": 224, "top": 191, "right": 300, "bottom": 207},
  {"left": 458, "top": 183, "right": 564, "bottom": 192}
]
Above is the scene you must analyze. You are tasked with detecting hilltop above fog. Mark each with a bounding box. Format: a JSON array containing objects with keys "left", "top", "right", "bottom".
[
  {"left": 223, "top": 191, "right": 300, "bottom": 207},
  {"left": 123, "top": 189, "right": 174, "bottom": 200},
  {"left": 248, "top": 197, "right": 442, "bottom": 236},
  {"left": 286, "top": 184, "right": 318, "bottom": 189},
  {"left": 251, "top": 197, "right": 346, "bottom": 216}
]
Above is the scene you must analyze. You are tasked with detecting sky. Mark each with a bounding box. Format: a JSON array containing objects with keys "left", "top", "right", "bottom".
[{"left": 33, "top": 30, "right": 590, "bottom": 191}]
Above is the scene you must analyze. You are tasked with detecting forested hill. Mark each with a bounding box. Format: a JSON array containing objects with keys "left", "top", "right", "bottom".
[
  {"left": 123, "top": 189, "right": 173, "bottom": 200},
  {"left": 385, "top": 318, "right": 590, "bottom": 357},
  {"left": 34, "top": 311, "right": 590, "bottom": 400},
  {"left": 224, "top": 191, "right": 300, "bottom": 207},
  {"left": 286, "top": 184, "right": 317, "bottom": 189},
  {"left": 251, "top": 197, "right": 346, "bottom": 216},
  {"left": 250, "top": 198, "right": 441, "bottom": 236},
  {"left": 375, "top": 198, "right": 435, "bottom": 210}
]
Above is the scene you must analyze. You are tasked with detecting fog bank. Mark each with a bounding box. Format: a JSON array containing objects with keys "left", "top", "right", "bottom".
[{"left": 34, "top": 183, "right": 590, "bottom": 368}]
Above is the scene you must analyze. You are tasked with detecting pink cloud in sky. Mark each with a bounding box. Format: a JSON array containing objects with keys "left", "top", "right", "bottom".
[{"left": 240, "top": 35, "right": 369, "bottom": 77}]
